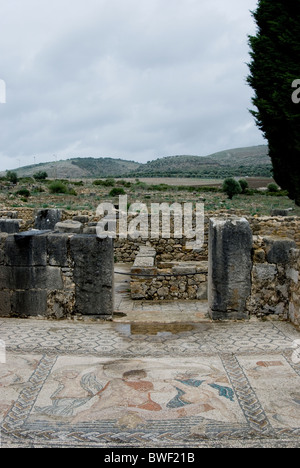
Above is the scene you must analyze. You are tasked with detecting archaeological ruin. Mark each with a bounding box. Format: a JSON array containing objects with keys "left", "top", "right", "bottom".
[{"left": 0, "top": 207, "right": 299, "bottom": 327}]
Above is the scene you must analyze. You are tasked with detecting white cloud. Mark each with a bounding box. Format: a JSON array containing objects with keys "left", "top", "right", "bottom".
[{"left": 0, "top": 0, "right": 265, "bottom": 171}]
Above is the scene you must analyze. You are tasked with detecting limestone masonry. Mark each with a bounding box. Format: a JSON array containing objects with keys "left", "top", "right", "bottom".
[{"left": 0, "top": 230, "right": 114, "bottom": 319}]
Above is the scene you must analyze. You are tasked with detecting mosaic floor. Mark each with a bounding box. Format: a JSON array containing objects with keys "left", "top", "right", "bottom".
[{"left": 1, "top": 318, "right": 300, "bottom": 448}]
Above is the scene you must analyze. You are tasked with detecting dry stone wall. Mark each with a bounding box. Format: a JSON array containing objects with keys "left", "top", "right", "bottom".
[
  {"left": 115, "top": 215, "right": 300, "bottom": 264},
  {"left": 249, "top": 235, "right": 300, "bottom": 325},
  {"left": 249, "top": 216, "right": 300, "bottom": 247},
  {"left": 288, "top": 249, "right": 300, "bottom": 327},
  {"left": 130, "top": 246, "right": 208, "bottom": 301}
]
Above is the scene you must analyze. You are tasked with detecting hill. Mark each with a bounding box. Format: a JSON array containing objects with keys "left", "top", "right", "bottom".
[
  {"left": 10, "top": 157, "right": 141, "bottom": 179},
  {"left": 127, "top": 145, "right": 271, "bottom": 178},
  {"left": 5, "top": 145, "right": 271, "bottom": 179}
]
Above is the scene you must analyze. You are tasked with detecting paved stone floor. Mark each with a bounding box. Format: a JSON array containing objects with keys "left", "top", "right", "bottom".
[{"left": 0, "top": 266, "right": 300, "bottom": 448}]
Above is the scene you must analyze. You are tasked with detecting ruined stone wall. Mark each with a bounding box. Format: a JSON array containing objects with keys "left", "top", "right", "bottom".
[
  {"left": 0, "top": 231, "right": 114, "bottom": 319},
  {"left": 4, "top": 208, "right": 300, "bottom": 264},
  {"left": 130, "top": 247, "right": 208, "bottom": 301},
  {"left": 115, "top": 236, "right": 208, "bottom": 264},
  {"left": 129, "top": 219, "right": 300, "bottom": 327},
  {"left": 115, "top": 215, "right": 300, "bottom": 264},
  {"left": 248, "top": 235, "right": 300, "bottom": 325},
  {"left": 288, "top": 249, "right": 300, "bottom": 327},
  {"left": 248, "top": 216, "right": 300, "bottom": 248}
]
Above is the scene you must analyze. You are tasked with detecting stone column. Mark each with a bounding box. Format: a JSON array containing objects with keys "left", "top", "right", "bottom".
[
  {"left": 35, "top": 209, "right": 62, "bottom": 231},
  {"left": 70, "top": 235, "right": 114, "bottom": 318},
  {"left": 208, "top": 217, "right": 253, "bottom": 320}
]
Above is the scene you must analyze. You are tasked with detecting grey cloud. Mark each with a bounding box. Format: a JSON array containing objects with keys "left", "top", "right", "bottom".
[{"left": 0, "top": 0, "right": 265, "bottom": 171}]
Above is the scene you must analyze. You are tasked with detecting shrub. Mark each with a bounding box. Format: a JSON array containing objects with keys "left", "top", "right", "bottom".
[
  {"left": 117, "top": 180, "right": 132, "bottom": 188},
  {"left": 109, "top": 187, "right": 125, "bottom": 197},
  {"left": 68, "top": 188, "right": 78, "bottom": 196},
  {"left": 32, "top": 186, "right": 45, "bottom": 193},
  {"left": 16, "top": 188, "right": 30, "bottom": 198},
  {"left": 93, "top": 179, "right": 115, "bottom": 187},
  {"left": 222, "top": 178, "right": 242, "bottom": 199},
  {"left": 244, "top": 188, "right": 255, "bottom": 196},
  {"left": 239, "top": 179, "right": 249, "bottom": 193},
  {"left": 267, "top": 183, "right": 279, "bottom": 193},
  {"left": 6, "top": 171, "right": 18, "bottom": 184},
  {"left": 33, "top": 171, "right": 48, "bottom": 180},
  {"left": 49, "top": 181, "right": 68, "bottom": 194},
  {"left": 103, "top": 178, "right": 115, "bottom": 187}
]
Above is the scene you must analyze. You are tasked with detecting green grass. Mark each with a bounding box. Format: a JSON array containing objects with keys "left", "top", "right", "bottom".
[{"left": 1, "top": 176, "right": 300, "bottom": 217}]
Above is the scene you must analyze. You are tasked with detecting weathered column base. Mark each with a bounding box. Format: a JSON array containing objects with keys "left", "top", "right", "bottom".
[{"left": 208, "top": 217, "right": 253, "bottom": 321}]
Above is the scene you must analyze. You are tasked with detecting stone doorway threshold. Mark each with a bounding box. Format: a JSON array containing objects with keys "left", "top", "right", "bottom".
[{"left": 114, "top": 263, "right": 209, "bottom": 323}]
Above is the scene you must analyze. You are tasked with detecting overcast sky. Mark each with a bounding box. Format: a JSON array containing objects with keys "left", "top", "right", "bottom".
[{"left": 0, "top": 0, "right": 266, "bottom": 171}]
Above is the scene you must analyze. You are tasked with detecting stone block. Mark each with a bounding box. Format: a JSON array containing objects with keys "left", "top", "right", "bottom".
[
  {"left": 11, "top": 290, "right": 48, "bottom": 316},
  {"left": 0, "top": 266, "right": 12, "bottom": 289},
  {"left": 70, "top": 235, "right": 114, "bottom": 316},
  {"left": 253, "top": 248, "right": 266, "bottom": 263},
  {"left": 73, "top": 215, "right": 89, "bottom": 224},
  {"left": 74, "top": 289, "right": 113, "bottom": 316},
  {"left": 47, "top": 233, "right": 70, "bottom": 266},
  {"left": 157, "top": 286, "right": 170, "bottom": 297},
  {"left": 133, "top": 257, "right": 155, "bottom": 268},
  {"left": 130, "top": 281, "right": 148, "bottom": 299},
  {"left": 270, "top": 209, "right": 291, "bottom": 217},
  {"left": 55, "top": 220, "right": 83, "bottom": 234},
  {"left": 0, "top": 211, "right": 18, "bottom": 219},
  {"left": 196, "top": 261, "right": 208, "bottom": 273},
  {"left": 138, "top": 246, "right": 157, "bottom": 257},
  {"left": 131, "top": 267, "right": 158, "bottom": 277},
  {"left": 0, "top": 234, "right": 8, "bottom": 265},
  {"left": 83, "top": 226, "right": 97, "bottom": 234},
  {"left": 5, "top": 231, "right": 49, "bottom": 266},
  {"left": 263, "top": 236, "right": 296, "bottom": 264},
  {"left": 172, "top": 265, "right": 196, "bottom": 275},
  {"left": 196, "top": 283, "right": 208, "bottom": 300},
  {"left": 208, "top": 218, "right": 252, "bottom": 320},
  {"left": 70, "top": 235, "right": 114, "bottom": 284},
  {"left": 0, "top": 219, "right": 20, "bottom": 233},
  {"left": 253, "top": 264, "right": 277, "bottom": 282},
  {"left": 35, "top": 209, "right": 62, "bottom": 231},
  {"left": 10, "top": 266, "right": 63, "bottom": 290},
  {"left": 0, "top": 291, "right": 11, "bottom": 316},
  {"left": 286, "top": 268, "right": 299, "bottom": 284}
]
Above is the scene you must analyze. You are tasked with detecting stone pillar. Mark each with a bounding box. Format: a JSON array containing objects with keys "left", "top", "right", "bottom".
[
  {"left": 35, "top": 209, "right": 62, "bottom": 231},
  {"left": 70, "top": 235, "right": 114, "bottom": 317},
  {"left": 208, "top": 217, "right": 253, "bottom": 320},
  {"left": 0, "top": 231, "right": 114, "bottom": 319},
  {"left": 0, "top": 219, "right": 20, "bottom": 233}
]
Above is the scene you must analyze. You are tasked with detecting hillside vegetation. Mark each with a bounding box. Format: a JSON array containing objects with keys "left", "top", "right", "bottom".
[
  {"left": 7, "top": 145, "right": 271, "bottom": 179},
  {"left": 129, "top": 145, "right": 271, "bottom": 178}
]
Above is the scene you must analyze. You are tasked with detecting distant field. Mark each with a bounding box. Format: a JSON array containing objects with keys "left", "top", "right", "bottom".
[
  {"left": 115, "top": 177, "right": 275, "bottom": 189},
  {"left": 245, "top": 178, "right": 275, "bottom": 189},
  {"left": 122, "top": 178, "right": 223, "bottom": 187}
]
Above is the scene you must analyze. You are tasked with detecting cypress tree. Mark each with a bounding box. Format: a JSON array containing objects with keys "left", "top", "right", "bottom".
[{"left": 247, "top": 0, "right": 300, "bottom": 205}]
